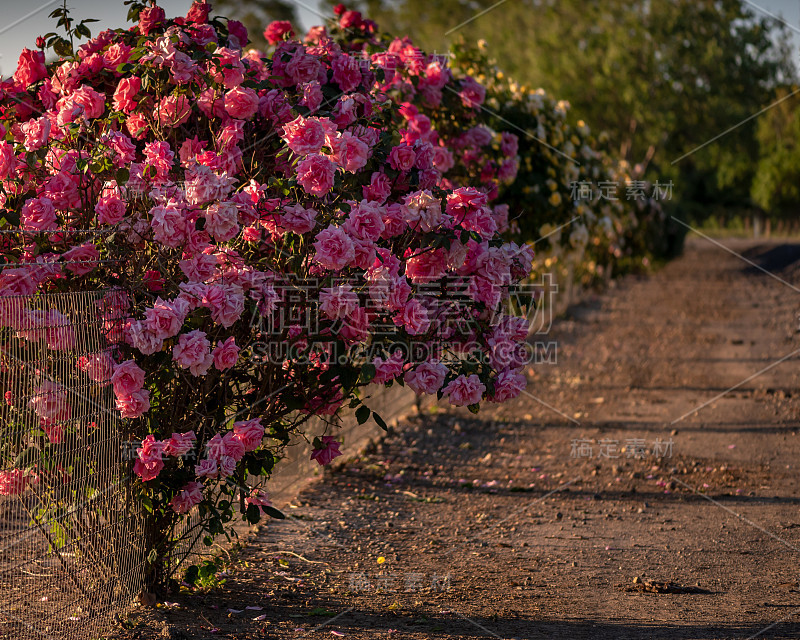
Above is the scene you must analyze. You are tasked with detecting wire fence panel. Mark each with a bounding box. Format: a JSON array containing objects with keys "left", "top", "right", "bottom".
[{"left": 0, "top": 289, "right": 147, "bottom": 640}]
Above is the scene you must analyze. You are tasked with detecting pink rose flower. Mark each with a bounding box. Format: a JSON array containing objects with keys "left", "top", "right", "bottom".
[
  {"left": 312, "top": 226, "right": 355, "bottom": 271},
  {"left": 21, "top": 197, "right": 57, "bottom": 232},
  {"left": 184, "top": 165, "right": 223, "bottom": 205},
  {"left": 300, "top": 81, "right": 323, "bottom": 112},
  {"left": 330, "top": 132, "right": 369, "bottom": 172},
  {"left": 204, "top": 285, "right": 244, "bottom": 328},
  {"left": 213, "top": 336, "right": 240, "bottom": 371},
  {"left": 233, "top": 418, "right": 264, "bottom": 452},
  {"left": 331, "top": 53, "right": 362, "bottom": 92},
  {"left": 405, "top": 360, "right": 448, "bottom": 395},
  {"left": 72, "top": 84, "right": 106, "bottom": 119},
  {"left": 442, "top": 374, "right": 486, "bottom": 407},
  {"left": 363, "top": 172, "right": 391, "bottom": 203},
  {"left": 212, "top": 47, "right": 245, "bottom": 88},
  {"left": 404, "top": 189, "right": 443, "bottom": 232},
  {"left": 310, "top": 435, "right": 342, "bottom": 466},
  {"left": 432, "top": 146, "right": 455, "bottom": 173},
  {"left": 42, "top": 310, "right": 76, "bottom": 352},
  {"left": 222, "top": 432, "right": 245, "bottom": 461},
  {"left": 490, "top": 369, "right": 527, "bottom": 402},
  {"left": 169, "top": 481, "right": 203, "bottom": 514},
  {"left": 405, "top": 248, "right": 448, "bottom": 283},
  {"left": 394, "top": 298, "right": 431, "bottom": 335},
  {"left": 186, "top": 1, "right": 211, "bottom": 23},
  {"left": 459, "top": 76, "right": 486, "bottom": 109},
  {"left": 280, "top": 204, "right": 317, "bottom": 234},
  {"left": 14, "top": 49, "right": 47, "bottom": 88},
  {"left": 218, "top": 455, "right": 237, "bottom": 478},
  {"left": 282, "top": 116, "right": 326, "bottom": 156},
  {"left": 60, "top": 243, "right": 100, "bottom": 276},
  {"left": 150, "top": 202, "right": 189, "bottom": 248},
  {"left": 205, "top": 433, "right": 226, "bottom": 461},
  {"left": 467, "top": 276, "right": 502, "bottom": 308},
  {"left": 164, "top": 431, "right": 197, "bottom": 457},
  {"left": 343, "top": 200, "right": 385, "bottom": 241},
  {"left": 296, "top": 153, "right": 336, "bottom": 196},
  {"left": 133, "top": 434, "right": 164, "bottom": 480},
  {"left": 138, "top": 5, "right": 166, "bottom": 35},
  {"left": 389, "top": 144, "right": 416, "bottom": 172},
  {"left": 144, "top": 297, "right": 189, "bottom": 340},
  {"left": 224, "top": 86, "right": 259, "bottom": 120},
  {"left": 173, "top": 330, "right": 213, "bottom": 376},
  {"left": 29, "top": 381, "right": 70, "bottom": 422},
  {"left": 228, "top": 20, "right": 249, "bottom": 46},
  {"left": 116, "top": 389, "right": 151, "bottom": 418},
  {"left": 319, "top": 284, "right": 359, "bottom": 320},
  {"left": 105, "top": 131, "right": 137, "bottom": 167},
  {"left": 0, "top": 142, "right": 16, "bottom": 179},
  {"left": 500, "top": 132, "right": 519, "bottom": 157},
  {"left": 264, "top": 20, "right": 294, "bottom": 44},
  {"left": 95, "top": 194, "right": 126, "bottom": 225},
  {"left": 112, "top": 360, "right": 145, "bottom": 397},
  {"left": 21, "top": 116, "right": 50, "bottom": 151},
  {"left": 0, "top": 469, "right": 29, "bottom": 496},
  {"left": 76, "top": 352, "right": 114, "bottom": 384},
  {"left": 373, "top": 350, "right": 404, "bottom": 384},
  {"left": 143, "top": 140, "right": 174, "bottom": 182},
  {"left": 204, "top": 201, "right": 240, "bottom": 241},
  {"left": 195, "top": 458, "right": 218, "bottom": 479},
  {"left": 286, "top": 50, "right": 321, "bottom": 85},
  {"left": 127, "top": 320, "right": 164, "bottom": 355},
  {"left": 104, "top": 42, "right": 132, "bottom": 68},
  {"left": 155, "top": 94, "right": 192, "bottom": 127}
]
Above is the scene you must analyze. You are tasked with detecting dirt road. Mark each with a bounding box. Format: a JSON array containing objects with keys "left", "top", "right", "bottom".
[{"left": 123, "top": 237, "right": 800, "bottom": 639}]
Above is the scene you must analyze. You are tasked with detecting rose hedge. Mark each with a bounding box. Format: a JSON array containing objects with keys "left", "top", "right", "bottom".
[
  {"left": 0, "top": 2, "right": 535, "bottom": 585},
  {"left": 311, "top": 7, "right": 672, "bottom": 284}
]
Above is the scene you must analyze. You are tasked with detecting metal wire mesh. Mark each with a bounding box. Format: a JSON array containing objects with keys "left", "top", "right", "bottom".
[{"left": 0, "top": 289, "right": 148, "bottom": 640}]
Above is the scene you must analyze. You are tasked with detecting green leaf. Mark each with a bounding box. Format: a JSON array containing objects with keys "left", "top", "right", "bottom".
[
  {"left": 245, "top": 504, "right": 261, "bottom": 524},
  {"left": 359, "top": 363, "right": 376, "bottom": 384},
  {"left": 141, "top": 496, "right": 153, "bottom": 513},
  {"left": 468, "top": 403, "right": 481, "bottom": 414},
  {"left": 355, "top": 405, "right": 370, "bottom": 425},
  {"left": 373, "top": 412, "right": 388, "bottom": 431},
  {"left": 4, "top": 208, "right": 20, "bottom": 226},
  {"left": 184, "top": 565, "right": 200, "bottom": 584},
  {"left": 263, "top": 505, "right": 286, "bottom": 520},
  {"left": 115, "top": 167, "right": 130, "bottom": 185},
  {"left": 52, "top": 38, "right": 72, "bottom": 58}
]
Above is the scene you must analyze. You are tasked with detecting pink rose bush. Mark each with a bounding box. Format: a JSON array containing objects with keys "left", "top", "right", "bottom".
[
  {"left": 321, "top": 8, "right": 668, "bottom": 284},
  {"left": 0, "top": 3, "right": 533, "bottom": 585}
]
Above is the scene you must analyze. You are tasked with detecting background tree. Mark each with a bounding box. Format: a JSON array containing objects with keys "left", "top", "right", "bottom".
[{"left": 752, "top": 87, "right": 800, "bottom": 219}]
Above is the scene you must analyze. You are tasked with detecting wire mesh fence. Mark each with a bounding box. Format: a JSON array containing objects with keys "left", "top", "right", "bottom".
[{"left": 0, "top": 289, "right": 148, "bottom": 640}]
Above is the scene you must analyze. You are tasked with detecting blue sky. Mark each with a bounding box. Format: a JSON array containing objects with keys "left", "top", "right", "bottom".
[{"left": 0, "top": 0, "right": 797, "bottom": 76}]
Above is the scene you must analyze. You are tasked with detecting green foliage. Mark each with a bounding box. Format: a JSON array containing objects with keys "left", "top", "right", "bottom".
[
  {"left": 752, "top": 88, "right": 800, "bottom": 218},
  {"left": 46, "top": 0, "right": 99, "bottom": 56},
  {"left": 343, "top": 0, "right": 796, "bottom": 220}
]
